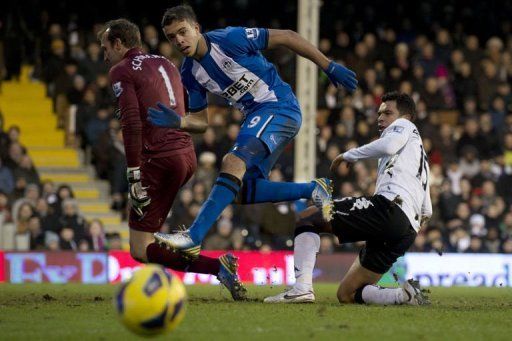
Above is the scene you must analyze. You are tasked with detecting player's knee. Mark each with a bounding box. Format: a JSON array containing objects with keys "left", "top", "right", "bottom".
[
  {"left": 228, "top": 134, "right": 268, "bottom": 170},
  {"left": 295, "top": 208, "right": 323, "bottom": 232},
  {"left": 129, "top": 243, "right": 148, "bottom": 263},
  {"left": 294, "top": 224, "right": 319, "bottom": 238},
  {"left": 222, "top": 152, "right": 244, "bottom": 166},
  {"left": 221, "top": 153, "right": 246, "bottom": 177}
]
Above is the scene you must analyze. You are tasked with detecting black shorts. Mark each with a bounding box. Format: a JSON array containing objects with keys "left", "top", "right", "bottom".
[{"left": 331, "top": 195, "right": 417, "bottom": 274}]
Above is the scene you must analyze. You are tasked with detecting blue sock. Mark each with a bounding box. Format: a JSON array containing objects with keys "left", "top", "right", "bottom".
[
  {"left": 242, "top": 179, "right": 315, "bottom": 204},
  {"left": 188, "top": 173, "right": 241, "bottom": 244}
]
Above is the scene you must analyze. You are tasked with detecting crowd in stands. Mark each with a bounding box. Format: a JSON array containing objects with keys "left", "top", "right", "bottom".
[
  {"left": 0, "top": 114, "right": 123, "bottom": 250},
  {"left": 1, "top": 1, "right": 512, "bottom": 254}
]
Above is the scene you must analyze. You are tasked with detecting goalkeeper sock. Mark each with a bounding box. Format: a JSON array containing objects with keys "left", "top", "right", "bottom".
[
  {"left": 292, "top": 230, "right": 320, "bottom": 292},
  {"left": 242, "top": 178, "right": 315, "bottom": 204},
  {"left": 188, "top": 255, "right": 221, "bottom": 275},
  {"left": 189, "top": 173, "right": 241, "bottom": 244},
  {"left": 146, "top": 243, "right": 220, "bottom": 275},
  {"left": 354, "top": 285, "right": 404, "bottom": 305}
]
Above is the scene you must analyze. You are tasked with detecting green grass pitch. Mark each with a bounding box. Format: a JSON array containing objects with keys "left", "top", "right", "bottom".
[{"left": 1, "top": 283, "right": 511, "bottom": 340}]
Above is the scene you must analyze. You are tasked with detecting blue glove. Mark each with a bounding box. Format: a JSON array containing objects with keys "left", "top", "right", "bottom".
[
  {"left": 147, "top": 102, "right": 181, "bottom": 128},
  {"left": 324, "top": 61, "right": 358, "bottom": 92}
]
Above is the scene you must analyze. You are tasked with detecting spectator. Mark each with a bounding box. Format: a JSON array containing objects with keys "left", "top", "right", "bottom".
[
  {"left": 28, "top": 215, "right": 45, "bottom": 250},
  {"left": 195, "top": 152, "right": 217, "bottom": 190},
  {"left": 13, "top": 156, "right": 40, "bottom": 188},
  {"left": 479, "top": 114, "right": 502, "bottom": 158},
  {"left": 58, "top": 198, "right": 86, "bottom": 240},
  {"left": 50, "top": 184, "right": 74, "bottom": 218},
  {"left": 502, "top": 238, "right": 512, "bottom": 253},
  {"left": 85, "top": 107, "right": 110, "bottom": 147},
  {"left": 13, "top": 202, "right": 34, "bottom": 250},
  {"left": 485, "top": 227, "right": 502, "bottom": 253},
  {"left": 456, "top": 118, "right": 488, "bottom": 158},
  {"left": 4, "top": 142, "right": 25, "bottom": 170},
  {"left": 143, "top": 25, "right": 160, "bottom": 54},
  {"left": 107, "top": 127, "right": 128, "bottom": 212},
  {"left": 42, "top": 38, "right": 66, "bottom": 100},
  {"left": 93, "top": 74, "right": 115, "bottom": 108},
  {"left": 458, "top": 146, "right": 481, "bottom": 179},
  {"left": 59, "top": 227, "right": 77, "bottom": 250},
  {"left": 0, "top": 192, "right": 15, "bottom": 250},
  {"left": 203, "top": 218, "right": 243, "bottom": 250},
  {"left": 45, "top": 231, "right": 60, "bottom": 251},
  {"left": 477, "top": 60, "right": 499, "bottom": 110},
  {"left": 87, "top": 219, "right": 107, "bottom": 251},
  {"left": 0, "top": 158, "right": 15, "bottom": 194},
  {"left": 106, "top": 232, "right": 123, "bottom": 250},
  {"left": 454, "top": 63, "right": 478, "bottom": 109},
  {"left": 465, "top": 235, "right": 489, "bottom": 253},
  {"left": 75, "top": 88, "right": 98, "bottom": 147},
  {"left": 79, "top": 42, "right": 108, "bottom": 83},
  {"left": 78, "top": 239, "right": 91, "bottom": 251}
]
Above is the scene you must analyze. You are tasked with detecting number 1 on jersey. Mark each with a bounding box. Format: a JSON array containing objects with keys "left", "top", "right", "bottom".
[{"left": 158, "top": 65, "right": 176, "bottom": 107}]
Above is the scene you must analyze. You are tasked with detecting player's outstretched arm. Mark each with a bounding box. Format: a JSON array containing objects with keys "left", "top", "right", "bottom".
[
  {"left": 180, "top": 109, "right": 208, "bottom": 133},
  {"left": 341, "top": 131, "right": 409, "bottom": 163},
  {"left": 267, "top": 29, "right": 357, "bottom": 91},
  {"left": 147, "top": 102, "right": 208, "bottom": 133}
]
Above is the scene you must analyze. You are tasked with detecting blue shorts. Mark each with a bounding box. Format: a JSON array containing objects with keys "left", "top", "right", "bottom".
[{"left": 230, "top": 100, "right": 302, "bottom": 180}]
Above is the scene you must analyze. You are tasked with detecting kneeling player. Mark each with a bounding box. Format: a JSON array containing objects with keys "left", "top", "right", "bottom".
[{"left": 264, "top": 92, "right": 430, "bottom": 305}]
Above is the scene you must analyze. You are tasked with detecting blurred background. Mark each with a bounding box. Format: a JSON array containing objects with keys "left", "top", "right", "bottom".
[{"left": 1, "top": 0, "right": 512, "bottom": 265}]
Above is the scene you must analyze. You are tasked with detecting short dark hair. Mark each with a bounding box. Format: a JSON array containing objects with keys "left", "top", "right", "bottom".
[
  {"left": 161, "top": 5, "right": 198, "bottom": 28},
  {"left": 381, "top": 91, "right": 416, "bottom": 120},
  {"left": 98, "top": 18, "right": 141, "bottom": 49}
]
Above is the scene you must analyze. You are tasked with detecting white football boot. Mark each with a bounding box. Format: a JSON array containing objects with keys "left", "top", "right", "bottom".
[{"left": 264, "top": 287, "right": 315, "bottom": 303}]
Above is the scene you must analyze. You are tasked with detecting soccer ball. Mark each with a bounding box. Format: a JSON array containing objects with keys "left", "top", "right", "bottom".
[{"left": 114, "top": 264, "right": 187, "bottom": 336}]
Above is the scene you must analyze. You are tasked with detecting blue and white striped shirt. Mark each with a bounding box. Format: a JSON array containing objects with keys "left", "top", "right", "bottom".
[{"left": 181, "top": 27, "right": 296, "bottom": 116}]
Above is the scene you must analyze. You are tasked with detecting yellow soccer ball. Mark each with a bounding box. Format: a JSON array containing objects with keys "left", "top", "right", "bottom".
[{"left": 114, "top": 264, "right": 187, "bottom": 336}]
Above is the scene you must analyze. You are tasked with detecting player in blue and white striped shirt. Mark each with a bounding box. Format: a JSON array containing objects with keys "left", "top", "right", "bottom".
[{"left": 148, "top": 5, "right": 357, "bottom": 258}]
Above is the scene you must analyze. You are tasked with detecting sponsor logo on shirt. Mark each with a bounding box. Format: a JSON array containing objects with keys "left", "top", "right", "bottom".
[
  {"left": 245, "top": 28, "right": 259, "bottom": 40},
  {"left": 112, "top": 82, "right": 123, "bottom": 97},
  {"left": 221, "top": 74, "right": 257, "bottom": 101}
]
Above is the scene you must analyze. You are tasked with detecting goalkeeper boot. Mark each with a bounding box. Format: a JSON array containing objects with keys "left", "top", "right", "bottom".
[
  {"left": 217, "top": 253, "right": 247, "bottom": 301},
  {"left": 311, "top": 178, "right": 334, "bottom": 221},
  {"left": 263, "top": 287, "right": 315, "bottom": 303},
  {"left": 402, "top": 279, "right": 430, "bottom": 305},
  {"left": 154, "top": 229, "right": 201, "bottom": 260}
]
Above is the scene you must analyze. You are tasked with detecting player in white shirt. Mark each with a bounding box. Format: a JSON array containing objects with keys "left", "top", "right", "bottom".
[{"left": 264, "top": 92, "right": 431, "bottom": 305}]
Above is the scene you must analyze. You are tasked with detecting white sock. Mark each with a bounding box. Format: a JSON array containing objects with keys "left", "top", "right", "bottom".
[
  {"left": 360, "top": 285, "right": 404, "bottom": 305},
  {"left": 293, "top": 232, "right": 320, "bottom": 292}
]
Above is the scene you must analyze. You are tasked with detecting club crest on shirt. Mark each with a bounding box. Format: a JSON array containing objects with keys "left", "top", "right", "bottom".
[
  {"left": 222, "top": 58, "right": 233, "bottom": 70},
  {"left": 392, "top": 125, "right": 404, "bottom": 133},
  {"left": 245, "top": 28, "right": 259, "bottom": 40},
  {"left": 112, "top": 81, "right": 123, "bottom": 98}
]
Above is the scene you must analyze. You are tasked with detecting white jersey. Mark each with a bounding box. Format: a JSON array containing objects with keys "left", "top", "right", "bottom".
[{"left": 343, "top": 118, "right": 432, "bottom": 232}]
